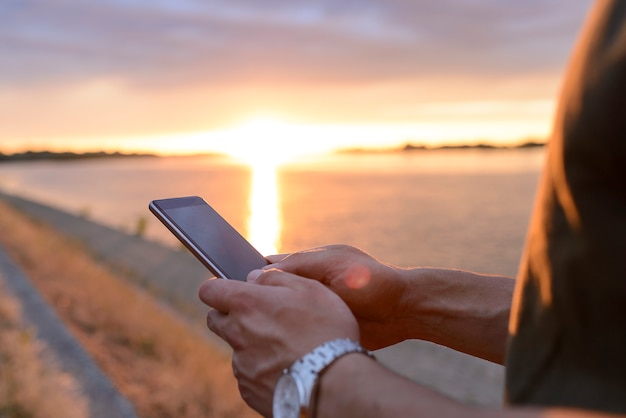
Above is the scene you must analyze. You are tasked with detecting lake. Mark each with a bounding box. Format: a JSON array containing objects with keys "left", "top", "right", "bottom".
[
  {"left": 0, "top": 147, "right": 547, "bottom": 405},
  {"left": 0, "top": 148, "right": 544, "bottom": 278}
]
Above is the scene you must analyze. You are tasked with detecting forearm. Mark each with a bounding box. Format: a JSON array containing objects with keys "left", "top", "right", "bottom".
[
  {"left": 270, "top": 246, "right": 514, "bottom": 362},
  {"left": 316, "top": 353, "right": 469, "bottom": 418},
  {"left": 397, "top": 267, "right": 514, "bottom": 364},
  {"left": 316, "top": 354, "right": 620, "bottom": 418}
]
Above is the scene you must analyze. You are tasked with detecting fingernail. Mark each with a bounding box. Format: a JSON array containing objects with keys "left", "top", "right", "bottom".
[{"left": 247, "top": 269, "right": 264, "bottom": 283}]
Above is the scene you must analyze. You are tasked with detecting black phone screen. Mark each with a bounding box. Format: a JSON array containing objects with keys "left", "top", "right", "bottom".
[{"left": 150, "top": 196, "right": 268, "bottom": 281}]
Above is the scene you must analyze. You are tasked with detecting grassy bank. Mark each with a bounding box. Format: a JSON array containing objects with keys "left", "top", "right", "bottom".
[
  {"left": 0, "top": 281, "right": 88, "bottom": 418},
  {"left": 0, "top": 201, "right": 258, "bottom": 418}
]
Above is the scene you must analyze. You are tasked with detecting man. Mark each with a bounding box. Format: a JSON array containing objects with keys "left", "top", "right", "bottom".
[{"left": 199, "top": 1, "right": 626, "bottom": 416}]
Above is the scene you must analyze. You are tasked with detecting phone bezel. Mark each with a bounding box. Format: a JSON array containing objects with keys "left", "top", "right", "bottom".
[{"left": 149, "top": 196, "right": 266, "bottom": 280}]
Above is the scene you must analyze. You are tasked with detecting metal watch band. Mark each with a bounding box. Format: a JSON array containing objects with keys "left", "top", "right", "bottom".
[{"left": 288, "top": 338, "right": 375, "bottom": 416}]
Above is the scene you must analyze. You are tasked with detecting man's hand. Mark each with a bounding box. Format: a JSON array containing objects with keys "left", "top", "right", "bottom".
[
  {"left": 199, "top": 268, "right": 359, "bottom": 417},
  {"left": 268, "top": 245, "right": 412, "bottom": 350},
  {"left": 270, "top": 245, "right": 514, "bottom": 363}
]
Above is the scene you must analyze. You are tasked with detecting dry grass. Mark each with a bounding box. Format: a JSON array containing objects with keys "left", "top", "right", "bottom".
[
  {"left": 0, "top": 282, "right": 88, "bottom": 418},
  {"left": 0, "top": 201, "right": 259, "bottom": 418}
]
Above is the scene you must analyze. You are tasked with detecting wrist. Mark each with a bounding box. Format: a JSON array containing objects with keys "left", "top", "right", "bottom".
[
  {"left": 314, "top": 351, "right": 380, "bottom": 418},
  {"left": 393, "top": 267, "right": 440, "bottom": 341},
  {"left": 273, "top": 338, "right": 374, "bottom": 418}
]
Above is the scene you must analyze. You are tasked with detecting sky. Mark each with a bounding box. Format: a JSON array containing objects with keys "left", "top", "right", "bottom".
[{"left": 0, "top": 0, "right": 592, "bottom": 156}]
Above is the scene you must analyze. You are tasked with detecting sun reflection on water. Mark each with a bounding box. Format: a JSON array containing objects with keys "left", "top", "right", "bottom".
[
  {"left": 216, "top": 117, "right": 315, "bottom": 255},
  {"left": 247, "top": 160, "right": 282, "bottom": 256}
]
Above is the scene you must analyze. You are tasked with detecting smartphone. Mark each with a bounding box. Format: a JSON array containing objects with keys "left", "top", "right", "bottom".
[{"left": 149, "top": 196, "right": 269, "bottom": 281}]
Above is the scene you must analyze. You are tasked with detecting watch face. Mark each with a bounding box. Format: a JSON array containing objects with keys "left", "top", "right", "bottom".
[{"left": 273, "top": 374, "right": 301, "bottom": 418}]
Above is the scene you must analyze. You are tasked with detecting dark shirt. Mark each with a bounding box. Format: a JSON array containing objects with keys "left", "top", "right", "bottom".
[{"left": 506, "top": 1, "right": 626, "bottom": 413}]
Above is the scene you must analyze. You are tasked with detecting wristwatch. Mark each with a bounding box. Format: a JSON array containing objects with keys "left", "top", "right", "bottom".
[{"left": 272, "top": 338, "right": 374, "bottom": 418}]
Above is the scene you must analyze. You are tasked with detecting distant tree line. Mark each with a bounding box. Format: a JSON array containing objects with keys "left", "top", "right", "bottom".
[
  {"left": 402, "top": 140, "right": 545, "bottom": 151},
  {"left": 339, "top": 140, "right": 546, "bottom": 154},
  {"left": 0, "top": 150, "right": 158, "bottom": 163}
]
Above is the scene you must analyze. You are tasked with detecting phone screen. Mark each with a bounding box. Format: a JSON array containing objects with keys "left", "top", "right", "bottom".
[{"left": 150, "top": 196, "right": 268, "bottom": 281}]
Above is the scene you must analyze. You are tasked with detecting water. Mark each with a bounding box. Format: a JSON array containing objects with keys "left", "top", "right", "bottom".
[
  {"left": 0, "top": 148, "right": 544, "bottom": 278},
  {"left": 0, "top": 147, "right": 546, "bottom": 404}
]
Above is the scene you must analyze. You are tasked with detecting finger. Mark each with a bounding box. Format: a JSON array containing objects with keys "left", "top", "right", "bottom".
[
  {"left": 206, "top": 308, "right": 245, "bottom": 350},
  {"left": 247, "top": 268, "right": 282, "bottom": 285},
  {"left": 266, "top": 253, "right": 289, "bottom": 263},
  {"left": 247, "top": 268, "right": 265, "bottom": 283},
  {"left": 247, "top": 267, "right": 291, "bottom": 283},
  {"left": 251, "top": 268, "right": 317, "bottom": 290},
  {"left": 205, "top": 308, "right": 228, "bottom": 340},
  {"left": 198, "top": 277, "right": 246, "bottom": 313},
  {"left": 246, "top": 259, "right": 284, "bottom": 283},
  {"left": 273, "top": 246, "right": 339, "bottom": 281}
]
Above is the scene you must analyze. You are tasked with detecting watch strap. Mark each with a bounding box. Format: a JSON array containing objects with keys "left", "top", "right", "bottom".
[{"left": 289, "top": 338, "right": 374, "bottom": 416}]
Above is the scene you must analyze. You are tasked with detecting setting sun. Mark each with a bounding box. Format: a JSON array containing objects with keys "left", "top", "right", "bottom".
[{"left": 217, "top": 117, "right": 309, "bottom": 165}]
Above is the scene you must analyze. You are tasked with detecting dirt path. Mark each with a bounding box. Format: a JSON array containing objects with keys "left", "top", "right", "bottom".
[
  {"left": 0, "top": 246, "right": 138, "bottom": 418},
  {"left": 0, "top": 195, "right": 258, "bottom": 417}
]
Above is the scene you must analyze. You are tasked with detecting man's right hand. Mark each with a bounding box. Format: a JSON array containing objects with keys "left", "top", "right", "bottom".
[
  {"left": 269, "top": 244, "right": 515, "bottom": 364},
  {"left": 268, "top": 244, "right": 413, "bottom": 350}
]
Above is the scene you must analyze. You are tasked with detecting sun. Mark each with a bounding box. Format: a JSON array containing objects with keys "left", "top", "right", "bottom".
[
  {"left": 217, "top": 117, "right": 297, "bottom": 165},
  {"left": 215, "top": 116, "right": 339, "bottom": 167}
]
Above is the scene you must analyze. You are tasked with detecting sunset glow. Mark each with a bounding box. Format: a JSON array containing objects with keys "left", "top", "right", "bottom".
[
  {"left": 215, "top": 118, "right": 320, "bottom": 164},
  {"left": 0, "top": 1, "right": 590, "bottom": 155},
  {"left": 49, "top": 104, "right": 557, "bottom": 160}
]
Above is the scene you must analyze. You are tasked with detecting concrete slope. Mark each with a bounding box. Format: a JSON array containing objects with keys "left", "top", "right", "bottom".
[
  {"left": 0, "top": 192, "right": 211, "bottom": 320},
  {"left": 0, "top": 245, "right": 138, "bottom": 418}
]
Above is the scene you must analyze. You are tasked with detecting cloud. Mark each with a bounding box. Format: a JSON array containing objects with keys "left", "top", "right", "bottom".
[
  {"left": 0, "top": 0, "right": 590, "bottom": 90},
  {"left": 0, "top": 0, "right": 592, "bottom": 146}
]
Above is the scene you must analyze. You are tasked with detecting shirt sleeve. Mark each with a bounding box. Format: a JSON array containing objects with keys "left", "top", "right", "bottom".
[{"left": 506, "top": 0, "right": 626, "bottom": 413}]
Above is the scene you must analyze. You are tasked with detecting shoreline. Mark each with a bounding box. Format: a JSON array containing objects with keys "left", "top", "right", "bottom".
[
  {"left": 0, "top": 141, "right": 544, "bottom": 164},
  {"left": 0, "top": 191, "right": 505, "bottom": 408},
  {"left": 0, "top": 191, "right": 213, "bottom": 325},
  {"left": 0, "top": 192, "right": 257, "bottom": 417}
]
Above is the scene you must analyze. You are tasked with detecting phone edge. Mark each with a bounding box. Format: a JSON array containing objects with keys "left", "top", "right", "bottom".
[{"left": 148, "top": 200, "right": 234, "bottom": 280}]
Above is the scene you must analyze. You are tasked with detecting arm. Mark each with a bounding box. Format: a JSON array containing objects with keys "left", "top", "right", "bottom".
[
  {"left": 198, "top": 266, "right": 621, "bottom": 418},
  {"left": 315, "top": 353, "right": 623, "bottom": 418},
  {"left": 270, "top": 245, "right": 513, "bottom": 364},
  {"left": 398, "top": 267, "right": 513, "bottom": 364}
]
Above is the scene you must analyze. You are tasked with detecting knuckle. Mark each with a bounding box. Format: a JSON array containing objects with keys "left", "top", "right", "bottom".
[{"left": 254, "top": 268, "right": 282, "bottom": 285}]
